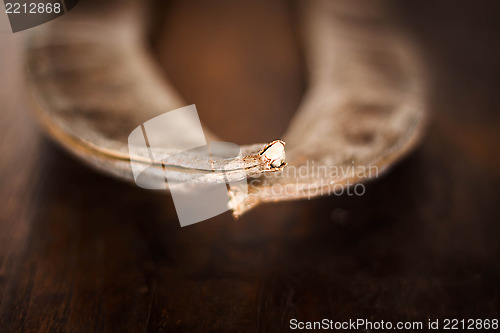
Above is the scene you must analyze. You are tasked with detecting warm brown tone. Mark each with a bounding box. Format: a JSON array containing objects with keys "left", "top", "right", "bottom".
[
  {"left": 25, "top": 0, "right": 426, "bottom": 215},
  {"left": 0, "top": 0, "right": 499, "bottom": 332}
]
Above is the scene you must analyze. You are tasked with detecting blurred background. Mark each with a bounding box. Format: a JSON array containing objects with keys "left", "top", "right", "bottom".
[{"left": 0, "top": 0, "right": 499, "bottom": 331}]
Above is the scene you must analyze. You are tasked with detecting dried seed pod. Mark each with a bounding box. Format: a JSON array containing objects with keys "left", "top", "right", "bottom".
[{"left": 25, "top": 0, "right": 426, "bottom": 216}]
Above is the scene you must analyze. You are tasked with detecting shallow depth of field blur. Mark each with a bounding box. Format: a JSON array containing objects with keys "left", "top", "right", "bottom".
[{"left": 0, "top": 1, "right": 499, "bottom": 331}]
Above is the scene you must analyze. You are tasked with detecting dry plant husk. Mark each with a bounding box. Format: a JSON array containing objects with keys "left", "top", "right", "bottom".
[{"left": 26, "top": 0, "right": 427, "bottom": 216}]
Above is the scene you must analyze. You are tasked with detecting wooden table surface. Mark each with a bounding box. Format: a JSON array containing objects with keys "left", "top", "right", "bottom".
[{"left": 1, "top": 1, "right": 499, "bottom": 332}]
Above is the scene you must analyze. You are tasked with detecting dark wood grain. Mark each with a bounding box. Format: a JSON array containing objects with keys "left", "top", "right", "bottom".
[{"left": 1, "top": 1, "right": 499, "bottom": 332}]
